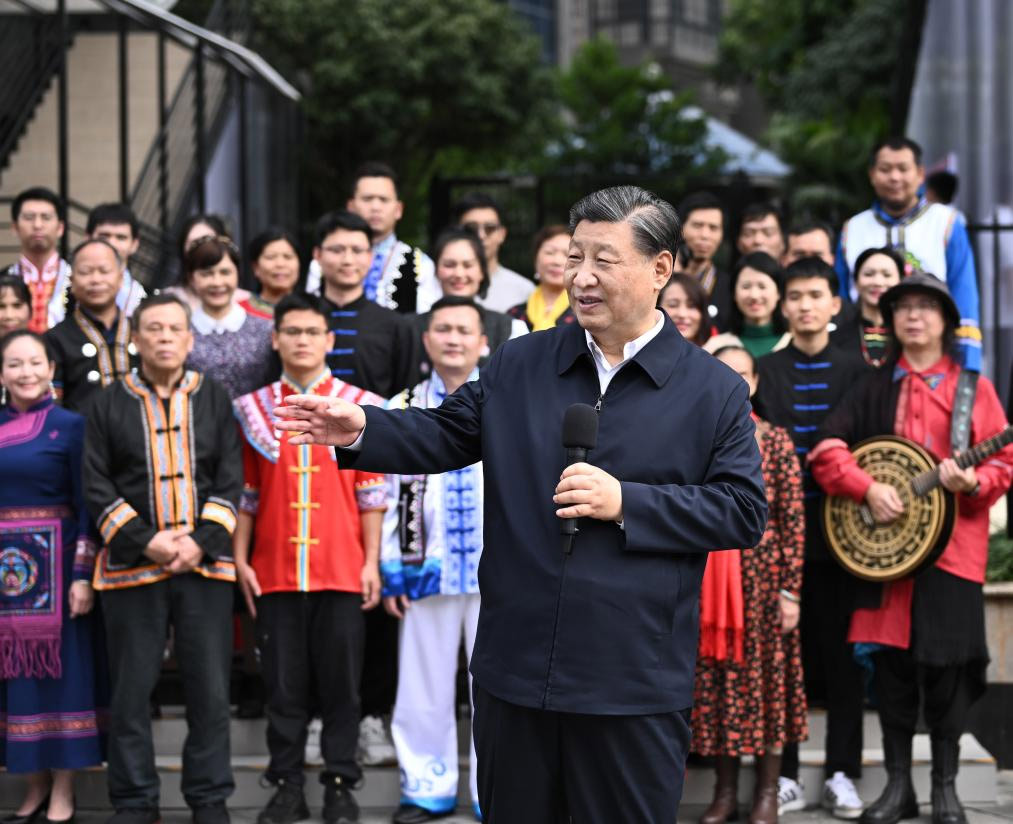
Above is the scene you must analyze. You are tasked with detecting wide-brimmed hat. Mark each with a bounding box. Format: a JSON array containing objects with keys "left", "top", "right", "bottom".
[{"left": 879, "top": 270, "right": 961, "bottom": 331}]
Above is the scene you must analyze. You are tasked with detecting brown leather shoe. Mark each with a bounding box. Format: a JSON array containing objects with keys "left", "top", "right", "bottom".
[
  {"left": 700, "top": 756, "right": 740, "bottom": 824},
  {"left": 749, "top": 752, "right": 781, "bottom": 824}
]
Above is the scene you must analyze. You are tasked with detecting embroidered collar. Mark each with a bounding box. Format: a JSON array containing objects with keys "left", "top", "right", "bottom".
[
  {"left": 74, "top": 305, "right": 133, "bottom": 386},
  {"left": 2, "top": 395, "right": 54, "bottom": 417},
  {"left": 281, "top": 369, "right": 332, "bottom": 395},
  {"left": 893, "top": 354, "right": 952, "bottom": 389},
  {"left": 872, "top": 196, "right": 932, "bottom": 228},
  {"left": 192, "top": 302, "right": 246, "bottom": 335},
  {"left": 130, "top": 369, "right": 199, "bottom": 396},
  {"left": 16, "top": 253, "right": 62, "bottom": 283}
]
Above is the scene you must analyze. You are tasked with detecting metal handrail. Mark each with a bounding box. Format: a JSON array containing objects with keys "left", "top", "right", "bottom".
[
  {"left": 94, "top": 0, "right": 299, "bottom": 101},
  {"left": 0, "top": 8, "right": 65, "bottom": 167}
]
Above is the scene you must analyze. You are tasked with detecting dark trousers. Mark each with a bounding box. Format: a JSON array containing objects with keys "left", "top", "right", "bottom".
[
  {"left": 873, "top": 649, "right": 980, "bottom": 739},
  {"left": 359, "top": 605, "right": 399, "bottom": 718},
  {"left": 472, "top": 683, "right": 691, "bottom": 823},
  {"left": 257, "top": 591, "right": 364, "bottom": 785},
  {"left": 782, "top": 561, "right": 864, "bottom": 780},
  {"left": 101, "top": 575, "right": 234, "bottom": 809}
]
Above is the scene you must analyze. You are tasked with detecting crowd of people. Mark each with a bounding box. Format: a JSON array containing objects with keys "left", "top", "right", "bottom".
[{"left": 0, "top": 135, "right": 1011, "bottom": 824}]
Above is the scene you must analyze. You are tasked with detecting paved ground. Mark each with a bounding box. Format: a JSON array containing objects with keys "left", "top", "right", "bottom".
[{"left": 53, "top": 771, "right": 1013, "bottom": 823}]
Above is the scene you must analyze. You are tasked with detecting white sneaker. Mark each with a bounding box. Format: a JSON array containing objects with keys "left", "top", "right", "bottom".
[
  {"left": 778, "top": 776, "right": 807, "bottom": 814},
  {"left": 303, "top": 717, "right": 323, "bottom": 765},
  {"left": 823, "top": 771, "right": 864, "bottom": 819},
  {"left": 357, "top": 714, "right": 397, "bottom": 766}
]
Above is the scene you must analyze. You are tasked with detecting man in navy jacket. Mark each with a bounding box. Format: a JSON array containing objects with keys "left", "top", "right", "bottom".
[{"left": 276, "top": 186, "right": 768, "bottom": 823}]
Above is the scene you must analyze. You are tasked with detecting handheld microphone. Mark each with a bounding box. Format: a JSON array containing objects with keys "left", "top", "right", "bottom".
[{"left": 560, "top": 403, "right": 599, "bottom": 553}]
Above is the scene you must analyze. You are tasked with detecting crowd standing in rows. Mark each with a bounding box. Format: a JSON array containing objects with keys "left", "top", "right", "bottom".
[{"left": 0, "top": 136, "right": 1011, "bottom": 824}]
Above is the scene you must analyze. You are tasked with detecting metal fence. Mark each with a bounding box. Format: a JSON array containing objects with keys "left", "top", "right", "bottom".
[{"left": 969, "top": 218, "right": 1013, "bottom": 407}]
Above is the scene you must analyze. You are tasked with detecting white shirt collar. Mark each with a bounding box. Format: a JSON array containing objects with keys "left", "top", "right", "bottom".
[
  {"left": 192, "top": 301, "right": 246, "bottom": 335},
  {"left": 585, "top": 310, "right": 666, "bottom": 394}
]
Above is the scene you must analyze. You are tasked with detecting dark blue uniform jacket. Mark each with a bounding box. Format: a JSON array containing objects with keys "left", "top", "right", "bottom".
[{"left": 339, "top": 316, "right": 767, "bottom": 714}]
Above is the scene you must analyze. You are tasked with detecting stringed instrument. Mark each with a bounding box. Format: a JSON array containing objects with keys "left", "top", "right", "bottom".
[{"left": 822, "top": 426, "right": 1013, "bottom": 582}]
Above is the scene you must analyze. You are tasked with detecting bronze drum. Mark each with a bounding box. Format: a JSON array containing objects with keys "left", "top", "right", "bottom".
[{"left": 821, "top": 435, "right": 955, "bottom": 582}]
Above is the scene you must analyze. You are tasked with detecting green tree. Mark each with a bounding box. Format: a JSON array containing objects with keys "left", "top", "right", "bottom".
[
  {"left": 249, "top": 0, "right": 554, "bottom": 241},
  {"left": 718, "top": 0, "right": 915, "bottom": 221},
  {"left": 551, "top": 38, "right": 725, "bottom": 185}
]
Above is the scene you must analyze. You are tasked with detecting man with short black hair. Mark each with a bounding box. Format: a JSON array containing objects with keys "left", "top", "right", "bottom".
[
  {"left": 836, "top": 136, "right": 981, "bottom": 371},
  {"left": 451, "top": 192, "right": 533, "bottom": 312},
  {"left": 737, "top": 203, "right": 785, "bottom": 261},
  {"left": 383, "top": 295, "right": 488, "bottom": 823},
  {"left": 5, "top": 186, "right": 71, "bottom": 332},
  {"left": 313, "top": 210, "right": 419, "bottom": 398},
  {"left": 276, "top": 185, "right": 768, "bottom": 821},
  {"left": 87, "top": 202, "right": 148, "bottom": 316},
  {"left": 677, "top": 191, "right": 730, "bottom": 328},
  {"left": 784, "top": 219, "right": 836, "bottom": 267},
  {"left": 233, "top": 292, "right": 387, "bottom": 824},
  {"left": 753, "top": 258, "right": 870, "bottom": 819},
  {"left": 304, "top": 163, "right": 440, "bottom": 315},
  {"left": 925, "top": 170, "right": 958, "bottom": 206},
  {"left": 46, "top": 239, "right": 138, "bottom": 414},
  {"left": 312, "top": 208, "right": 417, "bottom": 767},
  {"left": 84, "top": 292, "right": 242, "bottom": 824}
]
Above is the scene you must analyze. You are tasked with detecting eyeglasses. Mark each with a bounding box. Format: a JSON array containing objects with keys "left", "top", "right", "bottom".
[
  {"left": 893, "top": 298, "right": 941, "bottom": 315},
  {"left": 278, "top": 327, "right": 329, "bottom": 338},
  {"left": 462, "top": 222, "right": 502, "bottom": 237},
  {"left": 185, "top": 234, "right": 240, "bottom": 256},
  {"left": 320, "top": 244, "right": 371, "bottom": 256}
]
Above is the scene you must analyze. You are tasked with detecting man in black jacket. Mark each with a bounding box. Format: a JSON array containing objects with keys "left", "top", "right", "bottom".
[
  {"left": 84, "top": 293, "right": 242, "bottom": 824},
  {"left": 276, "top": 186, "right": 768, "bottom": 822}
]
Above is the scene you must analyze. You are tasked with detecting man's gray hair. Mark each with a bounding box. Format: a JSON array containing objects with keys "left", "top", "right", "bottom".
[{"left": 568, "top": 186, "right": 682, "bottom": 258}]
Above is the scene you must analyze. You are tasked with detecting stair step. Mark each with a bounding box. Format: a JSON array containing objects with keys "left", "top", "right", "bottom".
[{"left": 0, "top": 732, "right": 995, "bottom": 811}]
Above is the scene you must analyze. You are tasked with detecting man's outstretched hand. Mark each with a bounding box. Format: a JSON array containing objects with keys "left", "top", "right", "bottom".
[{"left": 274, "top": 395, "right": 367, "bottom": 447}]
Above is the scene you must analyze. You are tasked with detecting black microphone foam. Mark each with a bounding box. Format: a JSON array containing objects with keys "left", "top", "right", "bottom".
[
  {"left": 562, "top": 403, "right": 599, "bottom": 451},
  {"left": 560, "top": 403, "right": 599, "bottom": 550}
]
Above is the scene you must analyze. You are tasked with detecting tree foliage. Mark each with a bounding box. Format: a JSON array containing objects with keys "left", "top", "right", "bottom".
[
  {"left": 551, "top": 38, "right": 725, "bottom": 186},
  {"left": 718, "top": 0, "right": 909, "bottom": 220},
  {"left": 249, "top": 0, "right": 553, "bottom": 240}
]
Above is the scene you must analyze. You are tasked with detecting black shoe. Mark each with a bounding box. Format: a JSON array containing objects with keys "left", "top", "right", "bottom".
[
  {"left": 43, "top": 817, "right": 74, "bottom": 824},
  {"left": 1, "top": 796, "right": 50, "bottom": 824},
  {"left": 391, "top": 804, "right": 455, "bottom": 824},
  {"left": 322, "top": 776, "right": 359, "bottom": 824},
  {"left": 257, "top": 781, "right": 310, "bottom": 824},
  {"left": 191, "top": 804, "right": 230, "bottom": 824},
  {"left": 930, "top": 736, "right": 968, "bottom": 824},
  {"left": 106, "top": 809, "right": 160, "bottom": 824},
  {"left": 861, "top": 727, "right": 919, "bottom": 824}
]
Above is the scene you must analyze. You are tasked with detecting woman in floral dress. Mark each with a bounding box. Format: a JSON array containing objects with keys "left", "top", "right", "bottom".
[{"left": 693, "top": 345, "right": 808, "bottom": 824}]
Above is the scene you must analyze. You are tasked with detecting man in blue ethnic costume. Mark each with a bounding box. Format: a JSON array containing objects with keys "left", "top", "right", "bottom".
[
  {"left": 82, "top": 293, "right": 242, "bottom": 824},
  {"left": 0, "top": 330, "right": 106, "bottom": 824},
  {"left": 380, "top": 297, "right": 487, "bottom": 823}
]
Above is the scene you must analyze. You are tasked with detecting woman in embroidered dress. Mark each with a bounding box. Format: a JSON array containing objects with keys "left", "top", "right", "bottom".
[
  {"left": 184, "top": 235, "right": 276, "bottom": 399},
  {"left": 239, "top": 228, "right": 302, "bottom": 320},
  {"left": 693, "top": 346, "right": 807, "bottom": 824},
  {"left": 0, "top": 276, "right": 32, "bottom": 336},
  {"left": 507, "top": 225, "right": 575, "bottom": 331},
  {"left": 831, "top": 246, "right": 903, "bottom": 368},
  {"left": 0, "top": 330, "right": 105, "bottom": 824}
]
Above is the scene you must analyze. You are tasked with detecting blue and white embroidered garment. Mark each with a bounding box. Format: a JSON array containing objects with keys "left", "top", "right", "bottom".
[{"left": 380, "top": 371, "right": 483, "bottom": 600}]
